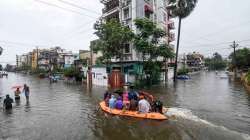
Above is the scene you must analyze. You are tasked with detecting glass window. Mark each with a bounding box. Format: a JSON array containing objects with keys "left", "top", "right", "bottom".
[
  {"left": 123, "top": 8, "right": 130, "bottom": 19},
  {"left": 124, "top": 44, "right": 130, "bottom": 53}
]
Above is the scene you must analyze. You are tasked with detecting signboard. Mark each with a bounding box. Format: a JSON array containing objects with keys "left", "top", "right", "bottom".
[{"left": 64, "top": 55, "right": 74, "bottom": 65}]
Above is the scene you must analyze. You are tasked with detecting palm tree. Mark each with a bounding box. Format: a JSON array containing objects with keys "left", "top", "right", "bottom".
[
  {"left": 0, "top": 46, "right": 2, "bottom": 55},
  {"left": 167, "top": 0, "right": 198, "bottom": 81}
]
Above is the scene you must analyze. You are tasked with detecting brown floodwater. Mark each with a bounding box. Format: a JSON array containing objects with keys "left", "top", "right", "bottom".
[{"left": 0, "top": 72, "right": 249, "bottom": 140}]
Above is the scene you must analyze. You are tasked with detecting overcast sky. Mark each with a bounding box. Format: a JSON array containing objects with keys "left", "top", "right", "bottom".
[{"left": 0, "top": 0, "right": 250, "bottom": 65}]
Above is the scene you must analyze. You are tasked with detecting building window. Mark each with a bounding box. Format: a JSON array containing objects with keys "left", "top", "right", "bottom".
[
  {"left": 124, "top": 44, "right": 130, "bottom": 54},
  {"left": 123, "top": 8, "right": 130, "bottom": 19},
  {"left": 163, "top": 12, "right": 167, "bottom": 22}
]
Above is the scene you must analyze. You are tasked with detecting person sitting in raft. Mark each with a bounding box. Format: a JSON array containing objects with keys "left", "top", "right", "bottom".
[
  {"left": 151, "top": 99, "right": 163, "bottom": 114},
  {"left": 14, "top": 88, "right": 21, "bottom": 101},
  {"left": 115, "top": 96, "right": 123, "bottom": 110},
  {"left": 138, "top": 96, "right": 151, "bottom": 113},
  {"left": 3, "top": 94, "right": 14, "bottom": 110},
  {"left": 128, "top": 86, "right": 139, "bottom": 101},
  {"left": 104, "top": 86, "right": 112, "bottom": 106},
  {"left": 129, "top": 98, "right": 137, "bottom": 111},
  {"left": 109, "top": 95, "right": 116, "bottom": 109},
  {"left": 122, "top": 86, "right": 130, "bottom": 109}
]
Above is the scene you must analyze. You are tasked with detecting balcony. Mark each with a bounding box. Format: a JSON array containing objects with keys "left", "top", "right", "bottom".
[
  {"left": 100, "top": 0, "right": 112, "bottom": 4},
  {"left": 168, "top": 32, "right": 175, "bottom": 42},
  {"left": 102, "top": 0, "right": 119, "bottom": 13},
  {"left": 167, "top": 20, "right": 175, "bottom": 30},
  {"left": 144, "top": 3, "right": 153, "bottom": 13},
  {"left": 121, "top": 0, "right": 131, "bottom": 8}
]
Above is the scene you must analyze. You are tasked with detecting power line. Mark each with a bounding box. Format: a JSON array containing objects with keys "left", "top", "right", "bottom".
[
  {"left": 184, "top": 19, "right": 250, "bottom": 44},
  {"left": 57, "top": 0, "right": 101, "bottom": 15},
  {"left": 0, "top": 40, "right": 48, "bottom": 47},
  {"left": 183, "top": 38, "right": 250, "bottom": 48},
  {"left": 34, "top": 0, "right": 97, "bottom": 19}
]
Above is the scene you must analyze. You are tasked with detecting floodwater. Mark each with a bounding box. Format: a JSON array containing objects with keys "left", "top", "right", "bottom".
[{"left": 0, "top": 72, "right": 249, "bottom": 140}]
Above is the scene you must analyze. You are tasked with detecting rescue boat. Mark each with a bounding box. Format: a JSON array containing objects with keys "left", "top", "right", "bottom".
[{"left": 99, "top": 101, "right": 167, "bottom": 120}]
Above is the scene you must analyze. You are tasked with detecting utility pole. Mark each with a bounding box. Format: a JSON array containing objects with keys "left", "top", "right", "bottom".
[
  {"left": 230, "top": 41, "right": 239, "bottom": 78},
  {"left": 36, "top": 46, "right": 39, "bottom": 70}
]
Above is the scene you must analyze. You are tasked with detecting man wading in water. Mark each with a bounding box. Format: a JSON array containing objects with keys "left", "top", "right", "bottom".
[{"left": 23, "top": 84, "right": 30, "bottom": 102}]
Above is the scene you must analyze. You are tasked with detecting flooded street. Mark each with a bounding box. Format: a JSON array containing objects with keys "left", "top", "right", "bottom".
[{"left": 0, "top": 72, "right": 250, "bottom": 140}]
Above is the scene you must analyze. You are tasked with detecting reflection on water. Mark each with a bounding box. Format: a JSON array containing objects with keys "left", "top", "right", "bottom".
[{"left": 0, "top": 72, "right": 249, "bottom": 140}]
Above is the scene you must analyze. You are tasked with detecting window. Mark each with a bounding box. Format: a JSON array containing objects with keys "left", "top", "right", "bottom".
[
  {"left": 124, "top": 44, "right": 130, "bottom": 54},
  {"left": 145, "top": 11, "right": 151, "bottom": 19},
  {"left": 163, "top": 12, "right": 167, "bottom": 22},
  {"left": 123, "top": 8, "right": 130, "bottom": 19}
]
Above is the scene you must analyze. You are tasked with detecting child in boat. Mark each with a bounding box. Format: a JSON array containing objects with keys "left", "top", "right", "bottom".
[
  {"left": 14, "top": 88, "right": 21, "bottom": 101},
  {"left": 109, "top": 95, "right": 116, "bottom": 109},
  {"left": 115, "top": 96, "right": 123, "bottom": 110},
  {"left": 122, "top": 86, "right": 130, "bottom": 109}
]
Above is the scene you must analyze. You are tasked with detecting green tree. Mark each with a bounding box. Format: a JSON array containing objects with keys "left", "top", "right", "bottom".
[
  {"left": 0, "top": 46, "right": 2, "bottom": 55},
  {"left": 229, "top": 48, "right": 250, "bottom": 69},
  {"left": 0, "top": 64, "right": 2, "bottom": 71},
  {"left": 205, "top": 52, "right": 227, "bottom": 70},
  {"left": 93, "top": 19, "right": 134, "bottom": 64},
  {"left": 167, "top": 0, "right": 198, "bottom": 81},
  {"left": 133, "top": 18, "right": 174, "bottom": 85}
]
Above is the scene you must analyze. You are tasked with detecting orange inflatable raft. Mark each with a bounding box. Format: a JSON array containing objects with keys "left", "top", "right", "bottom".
[{"left": 99, "top": 101, "right": 167, "bottom": 120}]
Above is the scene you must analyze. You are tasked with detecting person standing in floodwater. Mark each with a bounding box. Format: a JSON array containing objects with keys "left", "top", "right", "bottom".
[
  {"left": 23, "top": 84, "right": 30, "bottom": 102},
  {"left": 3, "top": 94, "right": 14, "bottom": 110}
]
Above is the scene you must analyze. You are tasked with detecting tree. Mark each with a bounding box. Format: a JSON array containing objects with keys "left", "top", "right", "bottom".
[
  {"left": 229, "top": 48, "right": 250, "bottom": 69},
  {"left": 167, "top": 0, "right": 198, "bottom": 81},
  {"left": 0, "top": 64, "right": 2, "bottom": 71},
  {"left": 204, "top": 52, "right": 227, "bottom": 70},
  {"left": 133, "top": 18, "right": 175, "bottom": 85},
  {"left": 0, "top": 46, "right": 2, "bottom": 55},
  {"left": 93, "top": 19, "right": 134, "bottom": 65}
]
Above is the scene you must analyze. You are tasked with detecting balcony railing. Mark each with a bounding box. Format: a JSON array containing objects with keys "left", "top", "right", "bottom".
[
  {"left": 167, "top": 20, "right": 175, "bottom": 30},
  {"left": 102, "top": 0, "right": 119, "bottom": 13},
  {"left": 144, "top": 3, "right": 153, "bottom": 13},
  {"left": 168, "top": 32, "right": 175, "bottom": 42}
]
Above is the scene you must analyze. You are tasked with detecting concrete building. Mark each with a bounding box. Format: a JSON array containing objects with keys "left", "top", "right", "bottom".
[
  {"left": 38, "top": 49, "right": 50, "bottom": 70},
  {"left": 101, "top": 0, "right": 174, "bottom": 61},
  {"left": 178, "top": 52, "right": 205, "bottom": 72},
  {"left": 100, "top": 0, "right": 175, "bottom": 83},
  {"left": 31, "top": 49, "right": 38, "bottom": 70}
]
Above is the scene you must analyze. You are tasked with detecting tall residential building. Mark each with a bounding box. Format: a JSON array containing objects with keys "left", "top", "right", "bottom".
[
  {"left": 100, "top": 0, "right": 174, "bottom": 61},
  {"left": 31, "top": 49, "right": 38, "bottom": 70}
]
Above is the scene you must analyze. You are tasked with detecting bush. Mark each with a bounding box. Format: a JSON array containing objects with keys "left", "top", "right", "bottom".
[
  {"left": 177, "top": 68, "right": 189, "bottom": 75},
  {"left": 63, "top": 67, "right": 82, "bottom": 81},
  {"left": 246, "top": 70, "right": 250, "bottom": 85}
]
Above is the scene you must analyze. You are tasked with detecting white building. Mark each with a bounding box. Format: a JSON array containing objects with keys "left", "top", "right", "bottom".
[
  {"left": 100, "top": 0, "right": 175, "bottom": 83},
  {"left": 92, "top": 67, "right": 108, "bottom": 86},
  {"left": 101, "top": 0, "right": 175, "bottom": 62}
]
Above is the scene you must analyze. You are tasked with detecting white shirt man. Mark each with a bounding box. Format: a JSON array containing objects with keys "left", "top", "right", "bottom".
[{"left": 138, "top": 98, "right": 151, "bottom": 113}]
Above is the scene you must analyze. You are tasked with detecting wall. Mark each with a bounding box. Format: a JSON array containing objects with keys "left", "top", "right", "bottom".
[{"left": 92, "top": 67, "right": 108, "bottom": 86}]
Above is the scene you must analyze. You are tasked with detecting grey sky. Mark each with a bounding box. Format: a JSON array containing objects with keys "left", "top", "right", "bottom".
[{"left": 0, "top": 0, "right": 250, "bottom": 65}]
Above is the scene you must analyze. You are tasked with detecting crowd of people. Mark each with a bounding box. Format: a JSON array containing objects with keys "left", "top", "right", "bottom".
[
  {"left": 104, "top": 85, "right": 163, "bottom": 114},
  {"left": 2, "top": 84, "right": 30, "bottom": 110}
]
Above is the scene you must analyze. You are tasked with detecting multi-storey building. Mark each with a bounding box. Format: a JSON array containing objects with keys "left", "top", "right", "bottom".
[
  {"left": 100, "top": 0, "right": 175, "bottom": 82},
  {"left": 31, "top": 49, "right": 38, "bottom": 70}
]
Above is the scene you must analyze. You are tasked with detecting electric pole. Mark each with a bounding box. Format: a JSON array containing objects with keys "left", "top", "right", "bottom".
[
  {"left": 230, "top": 41, "right": 239, "bottom": 77},
  {"left": 36, "top": 46, "right": 39, "bottom": 70}
]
